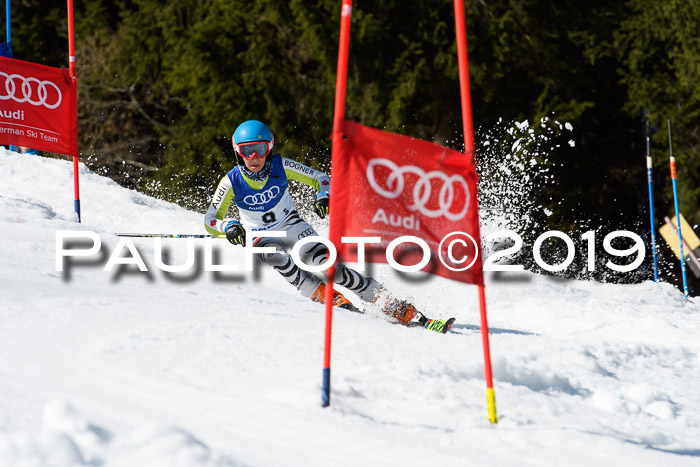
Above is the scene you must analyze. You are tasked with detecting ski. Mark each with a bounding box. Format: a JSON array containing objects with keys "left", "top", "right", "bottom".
[
  {"left": 337, "top": 302, "right": 365, "bottom": 314},
  {"left": 422, "top": 317, "right": 456, "bottom": 334},
  {"left": 380, "top": 298, "right": 454, "bottom": 333}
]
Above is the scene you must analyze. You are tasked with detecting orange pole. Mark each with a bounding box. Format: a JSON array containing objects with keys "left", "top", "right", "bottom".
[
  {"left": 453, "top": 0, "right": 497, "bottom": 423},
  {"left": 322, "top": 0, "right": 353, "bottom": 407}
]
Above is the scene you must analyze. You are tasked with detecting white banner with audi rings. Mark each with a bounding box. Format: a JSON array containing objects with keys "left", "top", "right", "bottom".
[{"left": 0, "top": 57, "right": 78, "bottom": 156}]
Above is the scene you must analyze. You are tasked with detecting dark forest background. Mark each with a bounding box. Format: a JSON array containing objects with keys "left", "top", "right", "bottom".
[{"left": 5, "top": 0, "right": 700, "bottom": 294}]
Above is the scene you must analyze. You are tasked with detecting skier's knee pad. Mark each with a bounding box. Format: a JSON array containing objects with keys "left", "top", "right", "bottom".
[{"left": 257, "top": 250, "right": 291, "bottom": 267}]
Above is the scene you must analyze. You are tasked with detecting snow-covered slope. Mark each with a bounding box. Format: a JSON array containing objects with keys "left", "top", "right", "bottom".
[{"left": 1, "top": 149, "right": 699, "bottom": 466}]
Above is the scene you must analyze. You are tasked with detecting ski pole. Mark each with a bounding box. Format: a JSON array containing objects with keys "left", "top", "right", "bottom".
[
  {"left": 115, "top": 233, "right": 225, "bottom": 238},
  {"left": 667, "top": 119, "right": 689, "bottom": 297},
  {"left": 646, "top": 120, "right": 659, "bottom": 282}
]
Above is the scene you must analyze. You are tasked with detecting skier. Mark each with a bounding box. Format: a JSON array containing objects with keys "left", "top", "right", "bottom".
[{"left": 204, "top": 120, "right": 453, "bottom": 333}]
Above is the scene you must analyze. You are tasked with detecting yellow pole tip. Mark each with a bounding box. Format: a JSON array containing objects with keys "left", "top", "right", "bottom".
[{"left": 485, "top": 388, "right": 498, "bottom": 424}]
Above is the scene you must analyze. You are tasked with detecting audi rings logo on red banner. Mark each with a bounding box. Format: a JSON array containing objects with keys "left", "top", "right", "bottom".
[
  {"left": 0, "top": 57, "right": 78, "bottom": 156},
  {"left": 366, "top": 158, "right": 470, "bottom": 221},
  {"left": 0, "top": 72, "right": 63, "bottom": 109}
]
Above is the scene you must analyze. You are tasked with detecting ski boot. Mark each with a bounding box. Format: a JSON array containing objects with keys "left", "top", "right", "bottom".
[
  {"left": 383, "top": 299, "right": 455, "bottom": 334},
  {"left": 312, "top": 283, "right": 363, "bottom": 313}
]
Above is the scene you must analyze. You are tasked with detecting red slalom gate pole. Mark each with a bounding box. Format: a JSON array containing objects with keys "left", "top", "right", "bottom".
[
  {"left": 454, "top": 0, "right": 475, "bottom": 161},
  {"left": 67, "top": 0, "right": 76, "bottom": 78},
  {"left": 322, "top": 0, "right": 353, "bottom": 408},
  {"left": 453, "top": 0, "right": 497, "bottom": 424},
  {"left": 67, "top": 0, "right": 80, "bottom": 222}
]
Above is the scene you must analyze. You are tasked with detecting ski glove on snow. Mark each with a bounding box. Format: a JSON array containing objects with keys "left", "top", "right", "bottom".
[
  {"left": 314, "top": 193, "right": 329, "bottom": 219},
  {"left": 225, "top": 220, "right": 246, "bottom": 246}
]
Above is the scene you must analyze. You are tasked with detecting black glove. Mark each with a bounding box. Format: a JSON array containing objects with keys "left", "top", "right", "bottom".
[
  {"left": 225, "top": 220, "right": 246, "bottom": 246},
  {"left": 314, "top": 193, "right": 329, "bottom": 219}
]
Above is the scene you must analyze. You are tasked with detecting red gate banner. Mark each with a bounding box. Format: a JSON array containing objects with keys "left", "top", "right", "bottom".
[
  {"left": 0, "top": 57, "right": 78, "bottom": 156},
  {"left": 331, "top": 119, "right": 483, "bottom": 286}
]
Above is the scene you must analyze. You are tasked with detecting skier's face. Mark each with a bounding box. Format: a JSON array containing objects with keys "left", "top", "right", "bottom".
[{"left": 243, "top": 153, "right": 267, "bottom": 172}]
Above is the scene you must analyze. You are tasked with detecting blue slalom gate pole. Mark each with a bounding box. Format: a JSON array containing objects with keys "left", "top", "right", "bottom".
[
  {"left": 6, "top": 0, "right": 17, "bottom": 152},
  {"left": 5, "top": 0, "right": 10, "bottom": 47},
  {"left": 646, "top": 120, "right": 659, "bottom": 282},
  {"left": 4, "top": 0, "right": 12, "bottom": 58},
  {"left": 667, "top": 119, "right": 689, "bottom": 297}
]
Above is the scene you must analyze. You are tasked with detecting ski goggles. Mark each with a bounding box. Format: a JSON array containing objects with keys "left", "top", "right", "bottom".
[{"left": 235, "top": 141, "right": 272, "bottom": 160}]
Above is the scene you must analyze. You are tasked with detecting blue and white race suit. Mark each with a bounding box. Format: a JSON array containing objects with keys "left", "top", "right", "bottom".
[{"left": 204, "top": 154, "right": 381, "bottom": 301}]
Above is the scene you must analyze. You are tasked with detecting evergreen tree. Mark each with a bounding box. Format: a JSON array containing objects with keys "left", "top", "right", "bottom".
[
  {"left": 4, "top": 1, "right": 700, "bottom": 291},
  {"left": 615, "top": 0, "right": 700, "bottom": 225}
]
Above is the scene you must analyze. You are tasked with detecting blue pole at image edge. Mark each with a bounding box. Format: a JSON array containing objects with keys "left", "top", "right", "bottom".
[
  {"left": 6, "top": 0, "right": 11, "bottom": 45},
  {"left": 322, "top": 368, "right": 330, "bottom": 407},
  {"left": 74, "top": 199, "right": 81, "bottom": 223},
  {"left": 668, "top": 120, "right": 689, "bottom": 297},
  {"left": 645, "top": 120, "right": 659, "bottom": 282}
]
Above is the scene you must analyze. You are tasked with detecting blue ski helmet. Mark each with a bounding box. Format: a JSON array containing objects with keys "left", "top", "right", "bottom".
[{"left": 232, "top": 120, "right": 274, "bottom": 157}]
